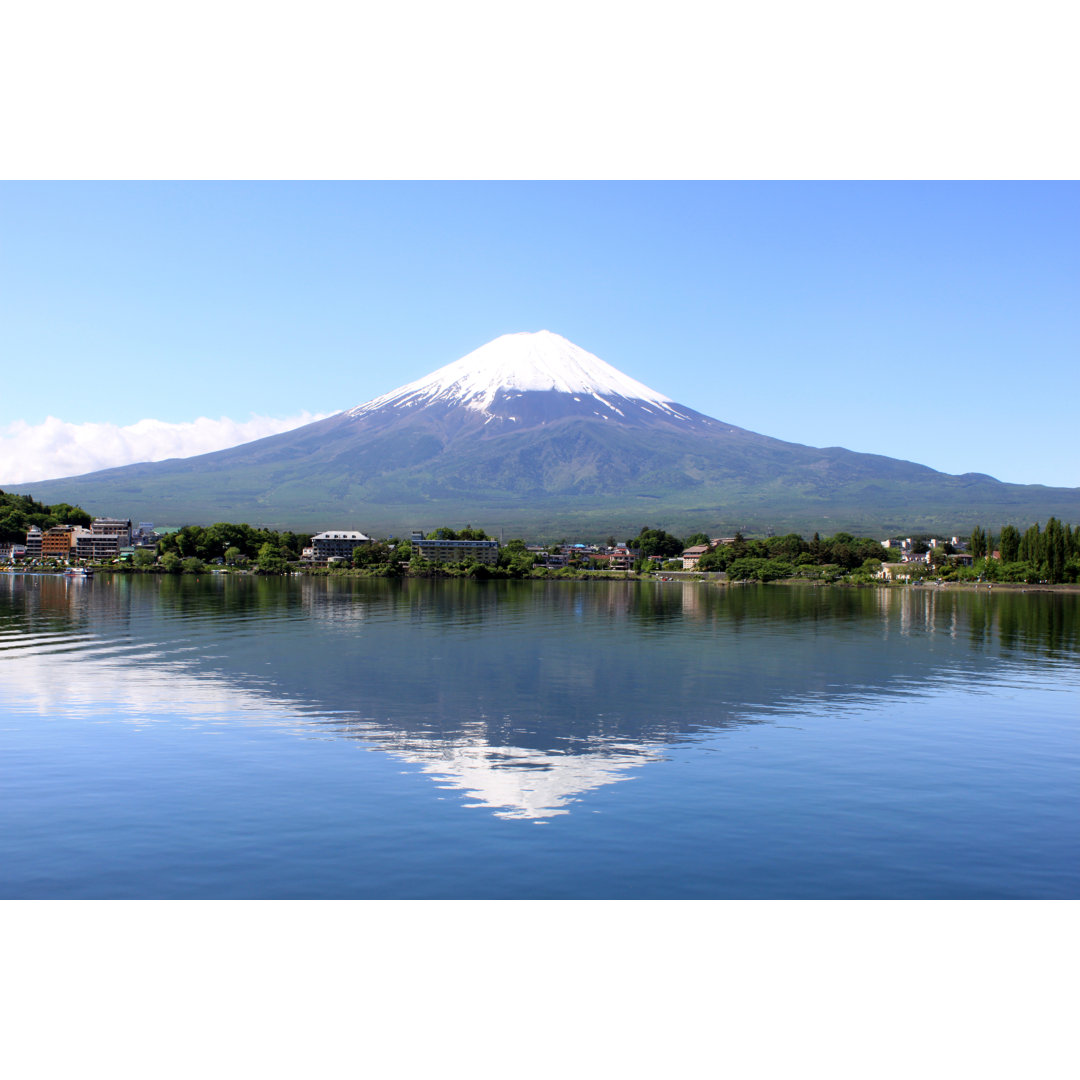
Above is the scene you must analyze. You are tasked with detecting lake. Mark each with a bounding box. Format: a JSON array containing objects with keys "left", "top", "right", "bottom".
[{"left": 1, "top": 573, "right": 1077, "bottom": 898}]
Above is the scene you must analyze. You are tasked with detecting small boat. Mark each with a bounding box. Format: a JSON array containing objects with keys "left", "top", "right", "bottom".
[{"left": 64, "top": 567, "right": 93, "bottom": 577}]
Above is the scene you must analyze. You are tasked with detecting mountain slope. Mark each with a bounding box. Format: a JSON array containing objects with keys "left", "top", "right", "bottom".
[{"left": 13, "top": 331, "right": 1079, "bottom": 537}]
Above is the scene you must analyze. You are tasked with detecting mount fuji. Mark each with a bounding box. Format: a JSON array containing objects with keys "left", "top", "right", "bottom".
[{"left": 17, "top": 331, "right": 1079, "bottom": 536}]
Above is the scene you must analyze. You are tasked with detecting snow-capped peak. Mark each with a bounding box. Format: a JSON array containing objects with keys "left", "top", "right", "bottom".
[{"left": 349, "top": 331, "right": 686, "bottom": 418}]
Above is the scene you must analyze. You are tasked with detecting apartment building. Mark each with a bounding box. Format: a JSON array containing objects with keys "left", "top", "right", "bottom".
[
  {"left": 410, "top": 531, "right": 500, "bottom": 565},
  {"left": 75, "top": 530, "right": 122, "bottom": 561},
  {"left": 41, "top": 525, "right": 77, "bottom": 559},
  {"left": 91, "top": 518, "right": 133, "bottom": 546}
]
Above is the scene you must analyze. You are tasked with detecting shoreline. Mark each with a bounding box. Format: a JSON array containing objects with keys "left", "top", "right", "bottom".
[{"left": 6, "top": 565, "right": 1080, "bottom": 594}]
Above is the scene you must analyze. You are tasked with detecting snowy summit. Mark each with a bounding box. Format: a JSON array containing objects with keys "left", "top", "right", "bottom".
[{"left": 349, "top": 331, "right": 686, "bottom": 418}]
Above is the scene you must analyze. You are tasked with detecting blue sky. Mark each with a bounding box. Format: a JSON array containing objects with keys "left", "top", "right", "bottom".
[{"left": 2, "top": 181, "right": 1077, "bottom": 487}]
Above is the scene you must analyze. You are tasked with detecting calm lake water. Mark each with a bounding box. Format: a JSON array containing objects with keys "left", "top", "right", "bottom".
[{"left": 1, "top": 573, "right": 1077, "bottom": 898}]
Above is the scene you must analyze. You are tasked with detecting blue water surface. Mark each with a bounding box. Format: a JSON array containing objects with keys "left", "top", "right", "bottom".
[{"left": 1, "top": 574, "right": 1076, "bottom": 898}]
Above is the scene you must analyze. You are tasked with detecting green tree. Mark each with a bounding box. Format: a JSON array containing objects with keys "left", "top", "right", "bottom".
[
  {"left": 498, "top": 539, "right": 535, "bottom": 573},
  {"left": 160, "top": 553, "right": 183, "bottom": 574},
  {"left": 203, "top": 522, "right": 248, "bottom": 560},
  {"left": 46, "top": 502, "right": 92, "bottom": 528},
  {"left": 999, "top": 525, "right": 1021, "bottom": 563},
  {"left": 353, "top": 541, "right": 393, "bottom": 567},
  {"left": 969, "top": 526, "right": 986, "bottom": 559},
  {"left": 726, "top": 557, "right": 793, "bottom": 582},
  {"left": 256, "top": 542, "right": 289, "bottom": 575},
  {"left": 174, "top": 525, "right": 207, "bottom": 559},
  {"left": 181, "top": 556, "right": 206, "bottom": 575},
  {"left": 1018, "top": 523, "right": 1041, "bottom": 566},
  {"left": 0, "top": 507, "right": 29, "bottom": 542},
  {"left": 697, "top": 545, "right": 734, "bottom": 572},
  {"left": 1045, "top": 517, "right": 1066, "bottom": 583},
  {"left": 629, "top": 527, "right": 684, "bottom": 559},
  {"left": 766, "top": 533, "right": 809, "bottom": 561},
  {"left": 505, "top": 551, "right": 535, "bottom": 577}
]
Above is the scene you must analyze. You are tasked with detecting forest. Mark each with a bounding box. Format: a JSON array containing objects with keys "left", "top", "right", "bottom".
[{"left": 0, "top": 489, "right": 91, "bottom": 541}]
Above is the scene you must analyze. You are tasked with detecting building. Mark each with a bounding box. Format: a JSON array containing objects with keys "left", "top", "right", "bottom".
[
  {"left": 132, "top": 523, "right": 159, "bottom": 548},
  {"left": 25, "top": 526, "right": 42, "bottom": 558},
  {"left": 310, "top": 530, "right": 371, "bottom": 561},
  {"left": 91, "top": 518, "right": 132, "bottom": 546},
  {"left": 681, "top": 543, "right": 712, "bottom": 569},
  {"left": 75, "top": 529, "right": 122, "bottom": 561},
  {"left": 410, "top": 531, "right": 500, "bottom": 565},
  {"left": 600, "top": 547, "right": 635, "bottom": 570},
  {"left": 900, "top": 549, "right": 931, "bottom": 565},
  {"left": 41, "top": 525, "right": 76, "bottom": 559},
  {"left": 877, "top": 562, "right": 916, "bottom": 581}
]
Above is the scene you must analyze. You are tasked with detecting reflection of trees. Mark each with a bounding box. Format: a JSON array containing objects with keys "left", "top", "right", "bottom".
[{"left": 995, "top": 592, "right": 1078, "bottom": 658}]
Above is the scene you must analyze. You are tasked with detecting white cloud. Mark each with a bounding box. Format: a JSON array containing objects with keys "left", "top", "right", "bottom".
[{"left": 0, "top": 411, "right": 334, "bottom": 485}]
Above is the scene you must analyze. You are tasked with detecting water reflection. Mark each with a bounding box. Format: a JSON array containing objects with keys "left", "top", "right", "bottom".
[{"left": 1, "top": 573, "right": 1077, "bottom": 819}]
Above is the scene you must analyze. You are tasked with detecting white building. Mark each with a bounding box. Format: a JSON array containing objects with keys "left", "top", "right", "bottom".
[
  {"left": 92, "top": 518, "right": 132, "bottom": 546},
  {"left": 25, "top": 526, "right": 42, "bottom": 558},
  {"left": 75, "top": 528, "right": 122, "bottom": 561},
  {"left": 310, "top": 530, "right": 371, "bottom": 561}
]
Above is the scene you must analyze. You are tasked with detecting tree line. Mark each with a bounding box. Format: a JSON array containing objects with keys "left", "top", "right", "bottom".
[
  {"left": 153, "top": 523, "right": 313, "bottom": 575},
  {"left": 692, "top": 531, "right": 890, "bottom": 582},
  {"left": 960, "top": 519, "right": 1080, "bottom": 584}
]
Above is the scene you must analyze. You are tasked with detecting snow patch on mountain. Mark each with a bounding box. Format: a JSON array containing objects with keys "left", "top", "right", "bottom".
[{"left": 349, "top": 331, "right": 690, "bottom": 419}]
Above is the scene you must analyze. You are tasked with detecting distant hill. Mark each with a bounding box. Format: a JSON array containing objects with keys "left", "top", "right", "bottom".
[{"left": 14, "top": 331, "right": 1079, "bottom": 539}]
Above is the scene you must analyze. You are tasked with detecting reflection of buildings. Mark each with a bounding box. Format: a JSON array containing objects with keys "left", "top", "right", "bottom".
[
  {"left": 680, "top": 581, "right": 704, "bottom": 619},
  {"left": 0, "top": 570, "right": 135, "bottom": 632},
  {"left": 898, "top": 587, "right": 940, "bottom": 636}
]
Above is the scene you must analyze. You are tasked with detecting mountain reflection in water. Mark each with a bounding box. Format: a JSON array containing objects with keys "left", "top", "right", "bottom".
[{"left": 2, "top": 574, "right": 1077, "bottom": 821}]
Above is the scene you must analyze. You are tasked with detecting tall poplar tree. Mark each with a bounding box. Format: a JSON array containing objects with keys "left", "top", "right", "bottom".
[
  {"left": 999, "top": 525, "right": 1021, "bottom": 563},
  {"left": 1045, "top": 517, "right": 1066, "bottom": 583}
]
